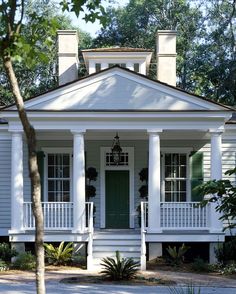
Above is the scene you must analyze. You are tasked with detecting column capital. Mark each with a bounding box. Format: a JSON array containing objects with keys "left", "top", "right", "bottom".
[
  {"left": 147, "top": 129, "right": 163, "bottom": 134},
  {"left": 71, "top": 129, "right": 86, "bottom": 135},
  {"left": 209, "top": 128, "right": 224, "bottom": 135}
]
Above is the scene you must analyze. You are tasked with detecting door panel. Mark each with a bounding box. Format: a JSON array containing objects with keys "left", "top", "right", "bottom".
[{"left": 105, "top": 170, "right": 129, "bottom": 228}]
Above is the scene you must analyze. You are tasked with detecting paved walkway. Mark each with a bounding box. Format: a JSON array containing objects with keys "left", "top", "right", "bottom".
[{"left": 0, "top": 268, "right": 236, "bottom": 293}]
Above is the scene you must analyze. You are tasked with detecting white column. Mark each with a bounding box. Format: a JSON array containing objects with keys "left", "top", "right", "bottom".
[
  {"left": 210, "top": 131, "right": 223, "bottom": 180},
  {"left": 71, "top": 130, "right": 86, "bottom": 233},
  {"left": 101, "top": 62, "right": 107, "bottom": 70},
  {"left": 209, "top": 130, "right": 223, "bottom": 233},
  {"left": 126, "top": 61, "right": 134, "bottom": 71},
  {"left": 89, "top": 61, "right": 96, "bottom": 74},
  {"left": 10, "top": 131, "right": 24, "bottom": 232},
  {"left": 147, "top": 129, "right": 163, "bottom": 233}
]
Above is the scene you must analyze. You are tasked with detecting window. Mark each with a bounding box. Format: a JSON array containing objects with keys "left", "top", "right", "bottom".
[
  {"left": 105, "top": 152, "right": 129, "bottom": 166},
  {"left": 95, "top": 63, "right": 101, "bottom": 72},
  {"left": 47, "top": 153, "right": 71, "bottom": 202},
  {"left": 134, "top": 63, "right": 140, "bottom": 73},
  {"left": 108, "top": 63, "right": 126, "bottom": 68},
  {"left": 163, "top": 153, "right": 187, "bottom": 202}
]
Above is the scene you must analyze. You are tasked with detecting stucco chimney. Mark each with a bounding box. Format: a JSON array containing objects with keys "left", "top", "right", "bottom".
[
  {"left": 57, "top": 30, "right": 79, "bottom": 86},
  {"left": 156, "top": 30, "right": 177, "bottom": 86}
]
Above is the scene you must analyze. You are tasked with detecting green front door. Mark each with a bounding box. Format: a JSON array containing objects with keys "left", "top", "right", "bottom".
[{"left": 105, "top": 170, "right": 129, "bottom": 228}]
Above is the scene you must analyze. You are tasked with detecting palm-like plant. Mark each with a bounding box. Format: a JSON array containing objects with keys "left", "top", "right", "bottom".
[
  {"left": 100, "top": 251, "right": 139, "bottom": 280},
  {"left": 166, "top": 243, "right": 190, "bottom": 265},
  {"left": 44, "top": 241, "right": 73, "bottom": 265}
]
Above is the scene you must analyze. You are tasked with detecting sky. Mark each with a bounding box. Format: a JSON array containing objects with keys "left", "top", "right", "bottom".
[{"left": 64, "top": 0, "right": 129, "bottom": 37}]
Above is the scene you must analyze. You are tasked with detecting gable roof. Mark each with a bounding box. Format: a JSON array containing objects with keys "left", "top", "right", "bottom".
[{"left": 1, "top": 66, "right": 233, "bottom": 112}]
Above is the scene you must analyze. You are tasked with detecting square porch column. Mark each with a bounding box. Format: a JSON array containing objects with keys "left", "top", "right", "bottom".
[
  {"left": 209, "top": 129, "right": 224, "bottom": 233},
  {"left": 147, "top": 129, "right": 163, "bottom": 233},
  {"left": 71, "top": 130, "right": 86, "bottom": 233},
  {"left": 10, "top": 131, "right": 24, "bottom": 232}
]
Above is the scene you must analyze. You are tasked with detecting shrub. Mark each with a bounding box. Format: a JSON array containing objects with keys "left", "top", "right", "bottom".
[
  {"left": 219, "top": 263, "right": 236, "bottom": 275},
  {"left": 0, "top": 242, "right": 17, "bottom": 262},
  {"left": 13, "top": 252, "right": 36, "bottom": 270},
  {"left": 44, "top": 241, "right": 73, "bottom": 265},
  {"left": 100, "top": 251, "right": 139, "bottom": 280},
  {"left": 215, "top": 238, "right": 236, "bottom": 264},
  {"left": 0, "top": 260, "right": 10, "bottom": 271},
  {"left": 166, "top": 243, "right": 190, "bottom": 265},
  {"left": 191, "top": 258, "right": 210, "bottom": 272},
  {"left": 71, "top": 253, "right": 86, "bottom": 267}
]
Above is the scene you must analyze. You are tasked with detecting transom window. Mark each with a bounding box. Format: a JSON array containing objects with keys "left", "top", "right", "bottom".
[
  {"left": 164, "top": 153, "right": 187, "bottom": 202},
  {"left": 47, "top": 153, "right": 70, "bottom": 202},
  {"left": 106, "top": 152, "right": 129, "bottom": 166}
]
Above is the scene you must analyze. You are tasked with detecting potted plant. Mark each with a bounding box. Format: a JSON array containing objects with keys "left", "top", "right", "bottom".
[
  {"left": 137, "top": 168, "right": 148, "bottom": 226},
  {"left": 86, "top": 167, "right": 98, "bottom": 223}
]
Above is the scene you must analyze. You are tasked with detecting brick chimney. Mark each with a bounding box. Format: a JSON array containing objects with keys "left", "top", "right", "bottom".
[
  {"left": 57, "top": 30, "right": 79, "bottom": 86},
  {"left": 156, "top": 30, "right": 177, "bottom": 86}
]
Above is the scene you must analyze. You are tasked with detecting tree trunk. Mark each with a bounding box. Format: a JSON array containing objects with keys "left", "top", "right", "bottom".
[{"left": 3, "top": 56, "right": 45, "bottom": 294}]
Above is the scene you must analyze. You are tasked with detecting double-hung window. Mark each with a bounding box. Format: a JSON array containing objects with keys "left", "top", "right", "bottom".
[
  {"left": 47, "top": 153, "right": 71, "bottom": 202},
  {"left": 163, "top": 153, "right": 188, "bottom": 202}
]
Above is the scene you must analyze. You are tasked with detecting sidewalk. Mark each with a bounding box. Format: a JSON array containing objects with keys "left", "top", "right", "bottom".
[{"left": 0, "top": 268, "right": 236, "bottom": 287}]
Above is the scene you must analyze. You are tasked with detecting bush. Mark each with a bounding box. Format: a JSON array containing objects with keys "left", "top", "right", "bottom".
[
  {"left": 100, "top": 251, "right": 139, "bottom": 280},
  {"left": 191, "top": 258, "right": 210, "bottom": 272},
  {"left": 0, "top": 242, "right": 17, "bottom": 262},
  {"left": 44, "top": 241, "right": 73, "bottom": 265},
  {"left": 166, "top": 244, "right": 190, "bottom": 265},
  {"left": 215, "top": 238, "right": 236, "bottom": 264},
  {"left": 0, "top": 260, "right": 10, "bottom": 271},
  {"left": 71, "top": 253, "right": 86, "bottom": 267},
  {"left": 13, "top": 252, "right": 36, "bottom": 270},
  {"left": 219, "top": 263, "right": 236, "bottom": 275}
]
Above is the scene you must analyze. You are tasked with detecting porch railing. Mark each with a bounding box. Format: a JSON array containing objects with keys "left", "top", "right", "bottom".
[
  {"left": 141, "top": 201, "right": 209, "bottom": 230},
  {"left": 23, "top": 202, "right": 93, "bottom": 230}
]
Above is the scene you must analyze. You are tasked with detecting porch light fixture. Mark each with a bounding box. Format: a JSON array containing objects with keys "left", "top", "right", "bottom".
[{"left": 111, "top": 132, "right": 122, "bottom": 165}]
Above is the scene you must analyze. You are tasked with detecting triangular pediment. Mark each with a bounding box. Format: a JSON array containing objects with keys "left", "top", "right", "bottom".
[{"left": 15, "top": 68, "right": 227, "bottom": 111}]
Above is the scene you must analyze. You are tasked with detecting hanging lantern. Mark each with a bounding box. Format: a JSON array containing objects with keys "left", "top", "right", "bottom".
[{"left": 111, "top": 133, "right": 122, "bottom": 165}]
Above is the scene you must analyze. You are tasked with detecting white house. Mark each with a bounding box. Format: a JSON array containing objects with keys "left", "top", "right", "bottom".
[{"left": 0, "top": 30, "right": 235, "bottom": 270}]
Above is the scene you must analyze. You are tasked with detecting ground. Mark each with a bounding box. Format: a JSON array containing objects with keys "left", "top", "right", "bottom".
[{"left": 0, "top": 265, "right": 236, "bottom": 287}]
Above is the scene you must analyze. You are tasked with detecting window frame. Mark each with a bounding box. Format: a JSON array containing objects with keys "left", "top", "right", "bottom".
[
  {"left": 42, "top": 148, "right": 72, "bottom": 202},
  {"left": 161, "top": 148, "right": 192, "bottom": 202}
]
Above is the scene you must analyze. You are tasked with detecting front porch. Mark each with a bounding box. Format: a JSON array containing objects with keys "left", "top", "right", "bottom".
[{"left": 8, "top": 127, "right": 227, "bottom": 270}]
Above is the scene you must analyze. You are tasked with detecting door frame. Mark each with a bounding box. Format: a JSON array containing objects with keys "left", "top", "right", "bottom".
[{"left": 100, "top": 147, "right": 134, "bottom": 229}]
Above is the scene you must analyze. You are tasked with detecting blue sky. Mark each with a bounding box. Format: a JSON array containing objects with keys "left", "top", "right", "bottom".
[{"left": 66, "top": 0, "right": 129, "bottom": 37}]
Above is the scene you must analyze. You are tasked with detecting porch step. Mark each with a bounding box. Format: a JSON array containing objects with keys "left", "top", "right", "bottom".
[{"left": 91, "top": 230, "right": 141, "bottom": 269}]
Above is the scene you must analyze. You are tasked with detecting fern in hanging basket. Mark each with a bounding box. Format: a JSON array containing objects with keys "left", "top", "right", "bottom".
[
  {"left": 139, "top": 185, "right": 148, "bottom": 198},
  {"left": 139, "top": 168, "right": 148, "bottom": 183}
]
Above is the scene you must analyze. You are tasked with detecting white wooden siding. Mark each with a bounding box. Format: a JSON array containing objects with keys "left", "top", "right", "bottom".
[{"left": 0, "top": 140, "right": 11, "bottom": 230}]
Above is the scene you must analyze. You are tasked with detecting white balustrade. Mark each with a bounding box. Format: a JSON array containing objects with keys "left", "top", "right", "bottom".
[
  {"left": 23, "top": 202, "right": 94, "bottom": 231},
  {"left": 161, "top": 202, "right": 209, "bottom": 229},
  {"left": 140, "top": 201, "right": 148, "bottom": 270},
  {"left": 141, "top": 201, "right": 209, "bottom": 230}
]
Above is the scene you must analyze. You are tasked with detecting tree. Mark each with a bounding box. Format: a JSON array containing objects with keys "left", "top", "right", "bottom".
[
  {"left": 93, "top": 0, "right": 203, "bottom": 82},
  {"left": 94, "top": 0, "right": 236, "bottom": 105},
  {"left": 0, "top": 1, "right": 106, "bottom": 293},
  {"left": 197, "top": 168, "right": 236, "bottom": 234},
  {"left": 0, "top": 1, "right": 93, "bottom": 106}
]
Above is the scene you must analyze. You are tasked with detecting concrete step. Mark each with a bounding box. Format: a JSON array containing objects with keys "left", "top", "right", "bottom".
[
  {"left": 93, "top": 239, "right": 140, "bottom": 246},
  {"left": 93, "top": 251, "right": 141, "bottom": 258},
  {"left": 93, "top": 245, "right": 140, "bottom": 252}
]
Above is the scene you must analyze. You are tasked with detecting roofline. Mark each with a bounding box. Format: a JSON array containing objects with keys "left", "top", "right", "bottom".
[
  {"left": 81, "top": 48, "right": 153, "bottom": 53},
  {"left": 1, "top": 65, "right": 235, "bottom": 111}
]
